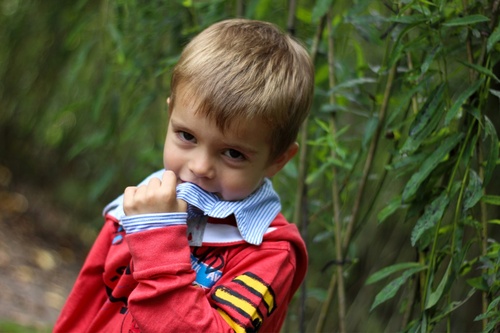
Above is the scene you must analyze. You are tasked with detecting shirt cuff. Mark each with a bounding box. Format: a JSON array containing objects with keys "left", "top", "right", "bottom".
[{"left": 121, "top": 212, "right": 188, "bottom": 234}]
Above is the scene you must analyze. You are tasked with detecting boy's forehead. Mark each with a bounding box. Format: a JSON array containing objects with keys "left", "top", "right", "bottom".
[
  {"left": 173, "top": 86, "right": 271, "bottom": 136},
  {"left": 171, "top": 96, "right": 271, "bottom": 148}
]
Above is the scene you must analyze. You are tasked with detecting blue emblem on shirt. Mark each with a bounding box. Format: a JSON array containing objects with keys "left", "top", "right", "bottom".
[{"left": 190, "top": 253, "right": 223, "bottom": 289}]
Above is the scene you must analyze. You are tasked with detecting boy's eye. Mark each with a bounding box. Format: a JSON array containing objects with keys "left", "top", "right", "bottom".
[
  {"left": 179, "top": 131, "right": 196, "bottom": 142},
  {"left": 224, "top": 149, "right": 245, "bottom": 160}
]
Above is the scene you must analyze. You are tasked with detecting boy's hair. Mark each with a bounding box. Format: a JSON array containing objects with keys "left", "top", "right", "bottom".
[{"left": 170, "top": 19, "right": 314, "bottom": 161}]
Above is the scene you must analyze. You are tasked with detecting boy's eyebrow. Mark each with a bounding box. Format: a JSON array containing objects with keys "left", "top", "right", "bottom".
[
  {"left": 171, "top": 117, "right": 260, "bottom": 156},
  {"left": 223, "top": 141, "right": 259, "bottom": 156}
]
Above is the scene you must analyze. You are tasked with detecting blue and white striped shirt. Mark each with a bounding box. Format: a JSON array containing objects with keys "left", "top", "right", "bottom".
[{"left": 104, "top": 170, "right": 282, "bottom": 245}]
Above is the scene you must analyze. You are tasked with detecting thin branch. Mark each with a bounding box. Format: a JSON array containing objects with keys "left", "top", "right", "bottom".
[
  {"left": 325, "top": 8, "right": 346, "bottom": 333},
  {"left": 235, "top": 0, "right": 244, "bottom": 17},
  {"left": 286, "top": 0, "right": 297, "bottom": 35},
  {"left": 461, "top": 0, "right": 475, "bottom": 82},
  {"left": 342, "top": 64, "right": 397, "bottom": 253},
  {"left": 292, "top": 12, "right": 326, "bottom": 333}
]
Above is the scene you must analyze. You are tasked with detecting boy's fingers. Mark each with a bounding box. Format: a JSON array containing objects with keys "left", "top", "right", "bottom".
[
  {"left": 123, "top": 186, "right": 138, "bottom": 215},
  {"left": 124, "top": 186, "right": 137, "bottom": 198},
  {"left": 147, "top": 177, "right": 161, "bottom": 188},
  {"left": 123, "top": 171, "right": 186, "bottom": 215},
  {"left": 161, "top": 170, "right": 178, "bottom": 189}
]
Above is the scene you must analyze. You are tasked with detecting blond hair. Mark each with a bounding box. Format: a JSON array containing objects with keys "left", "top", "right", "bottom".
[{"left": 170, "top": 19, "right": 314, "bottom": 160}]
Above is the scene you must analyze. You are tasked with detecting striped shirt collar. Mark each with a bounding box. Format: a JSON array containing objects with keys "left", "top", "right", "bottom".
[
  {"left": 104, "top": 170, "right": 282, "bottom": 246},
  {"left": 176, "top": 178, "right": 281, "bottom": 245}
]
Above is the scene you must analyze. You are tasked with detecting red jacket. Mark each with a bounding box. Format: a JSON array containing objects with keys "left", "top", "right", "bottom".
[{"left": 54, "top": 212, "right": 307, "bottom": 332}]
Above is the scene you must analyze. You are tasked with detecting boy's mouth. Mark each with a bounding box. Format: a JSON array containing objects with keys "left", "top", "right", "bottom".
[{"left": 178, "top": 179, "right": 223, "bottom": 200}]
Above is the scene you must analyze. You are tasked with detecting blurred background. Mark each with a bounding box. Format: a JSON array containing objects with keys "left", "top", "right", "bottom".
[{"left": 1, "top": 0, "right": 500, "bottom": 332}]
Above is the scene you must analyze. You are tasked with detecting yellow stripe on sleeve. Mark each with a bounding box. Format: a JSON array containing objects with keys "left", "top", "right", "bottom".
[
  {"left": 216, "top": 308, "right": 246, "bottom": 333},
  {"left": 214, "top": 287, "right": 263, "bottom": 323},
  {"left": 235, "top": 274, "right": 275, "bottom": 313}
]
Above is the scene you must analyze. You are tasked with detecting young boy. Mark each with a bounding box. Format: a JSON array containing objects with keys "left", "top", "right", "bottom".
[{"left": 55, "top": 18, "right": 314, "bottom": 332}]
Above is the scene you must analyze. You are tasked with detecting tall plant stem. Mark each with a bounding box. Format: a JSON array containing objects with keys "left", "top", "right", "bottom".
[
  {"left": 286, "top": 0, "right": 297, "bottom": 35},
  {"left": 478, "top": 3, "right": 499, "bottom": 328},
  {"left": 341, "top": 61, "right": 396, "bottom": 252},
  {"left": 477, "top": 0, "right": 500, "bottom": 67},
  {"left": 479, "top": 135, "right": 488, "bottom": 331},
  {"left": 315, "top": 15, "right": 398, "bottom": 333},
  {"left": 421, "top": 121, "right": 475, "bottom": 317},
  {"left": 324, "top": 8, "right": 346, "bottom": 333},
  {"left": 461, "top": 0, "right": 475, "bottom": 81},
  {"left": 235, "top": 0, "right": 244, "bottom": 17},
  {"left": 292, "top": 13, "right": 326, "bottom": 333}
]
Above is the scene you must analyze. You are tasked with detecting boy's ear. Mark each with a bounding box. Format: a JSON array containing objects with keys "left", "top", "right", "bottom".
[{"left": 265, "top": 142, "right": 299, "bottom": 178}]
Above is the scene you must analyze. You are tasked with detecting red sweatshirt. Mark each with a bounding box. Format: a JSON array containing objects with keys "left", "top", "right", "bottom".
[{"left": 54, "top": 212, "right": 307, "bottom": 332}]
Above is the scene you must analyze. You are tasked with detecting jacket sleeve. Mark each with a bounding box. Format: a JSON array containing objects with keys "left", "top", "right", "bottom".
[
  {"left": 125, "top": 225, "right": 299, "bottom": 333},
  {"left": 53, "top": 218, "right": 117, "bottom": 333}
]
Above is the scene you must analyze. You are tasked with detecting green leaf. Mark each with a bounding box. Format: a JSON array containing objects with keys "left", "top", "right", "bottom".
[
  {"left": 311, "top": 0, "right": 333, "bottom": 23},
  {"left": 366, "top": 262, "right": 425, "bottom": 285},
  {"left": 388, "top": 153, "right": 427, "bottom": 172},
  {"left": 421, "top": 46, "right": 441, "bottom": 75},
  {"left": 327, "top": 77, "right": 377, "bottom": 95},
  {"left": 370, "top": 266, "right": 426, "bottom": 311},
  {"left": 425, "top": 262, "right": 451, "bottom": 309},
  {"left": 377, "top": 196, "right": 403, "bottom": 224},
  {"left": 296, "top": 7, "right": 312, "bottom": 24},
  {"left": 486, "top": 295, "right": 500, "bottom": 313},
  {"left": 482, "top": 195, "right": 500, "bottom": 206},
  {"left": 430, "top": 288, "right": 476, "bottom": 324},
  {"left": 386, "top": 76, "right": 432, "bottom": 128},
  {"left": 400, "top": 84, "right": 445, "bottom": 154},
  {"left": 463, "top": 169, "right": 483, "bottom": 211},
  {"left": 491, "top": 89, "right": 500, "bottom": 99},
  {"left": 488, "top": 22, "right": 500, "bottom": 52},
  {"left": 307, "top": 287, "right": 328, "bottom": 302},
  {"left": 362, "top": 116, "right": 379, "bottom": 149},
  {"left": 254, "top": 0, "right": 272, "bottom": 20},
  {"left": 411, "top": 191, "right": 450, "bottom": 246},
  {"left": 402, "top": 133, "right": 463, "bottom": 202},
  {"left": 442, "top": 15, "right": 490, "bottom": 27},
  {"left": 388, "top": 14, "right": 428, "bottom": 25},
  {"left": 385, "top": 22, "right": 426, "bottom": 70},
  {"left": 409, "top": 84, "right": 445, "bottom": 137},
  {"left": 483, "top": 116, "right": 499, "bottom": 185},
  {"left": 467, "top": 276, "right": 488, "bottom": 291},
  {"left": 444, "top": 79, "right": 484, "bottom": 125},
  {"left": 458, "top": 60, "right": 500, "bottom": 83}
]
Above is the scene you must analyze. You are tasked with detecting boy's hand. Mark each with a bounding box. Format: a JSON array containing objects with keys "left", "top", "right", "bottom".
[{"left": 123, "top": 170, "right": 187, "bottom": 216}]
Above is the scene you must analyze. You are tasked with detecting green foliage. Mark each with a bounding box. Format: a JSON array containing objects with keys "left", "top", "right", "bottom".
[
  {"left": 2, "top": 0, "right": 500, "bottom": 332},
  {"left": 0, "top": 321, "right": 50, "bottom": 333}
]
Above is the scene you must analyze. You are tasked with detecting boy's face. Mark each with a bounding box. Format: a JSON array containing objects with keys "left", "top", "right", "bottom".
[{"left": 163, "top": 95, "right": 297, "bottom": 201}]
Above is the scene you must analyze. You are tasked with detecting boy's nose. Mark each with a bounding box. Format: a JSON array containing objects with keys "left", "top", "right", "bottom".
[{"left": 188, "top": 154, "right": 215, "bottom": 179}]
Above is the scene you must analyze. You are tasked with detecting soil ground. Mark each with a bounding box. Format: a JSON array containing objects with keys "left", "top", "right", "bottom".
[{"left": 0, "top": 179, "right": 90, "bottom": 331}]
